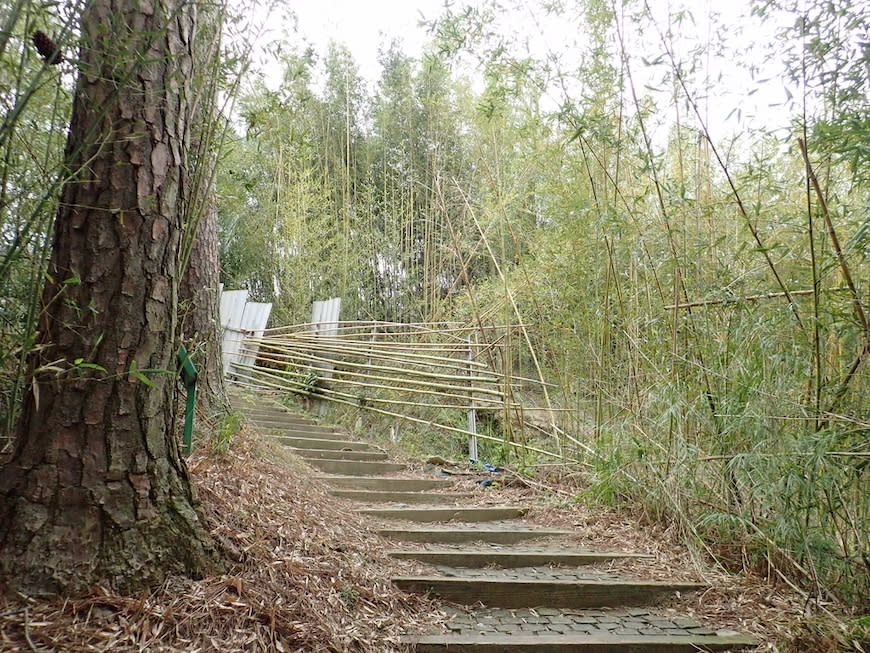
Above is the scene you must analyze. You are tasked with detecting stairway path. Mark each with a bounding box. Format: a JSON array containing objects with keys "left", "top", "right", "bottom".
[{"left": 233, "top": 391, "right": 759, "bottom": 652}]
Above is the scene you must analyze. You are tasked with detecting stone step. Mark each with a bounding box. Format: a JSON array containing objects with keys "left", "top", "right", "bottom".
[
  {"left": 377, "top": 526, "right": 573, "bottom": 545},
  {"left": 359, "top": 506, "right": 528, "bottom": 523},
  {"left": 407, "top": 633, "right": 758, "bottom": 652},
  {"left": 388, "top": 548, "right": 652, "bottom": 568},
  {"left": 330, "top": 489, "right": 472, "bottom": 504},
  {"left": 232, "top": 402, "right": 309, "bottom": 417},
  {"left": 250, "top": 418, "right": 338, "bottom": 433},
  {"left": 304, "top": 459, "right": 407, "bottom": 476},
  {"left": 391, "top": 575, "right": 706, "bottom": 609},
  {"left": 273, "top": 436, "right": 379, "bottom": 452},
  {"left": 317, "top": 476, "right": 454, "bottom": 492},
  {"left": 295, "top": 448, "right": 389, "bottom": 462},
  {"left": 251, "top": 417, "right": 324, "bottom": 429},
  {"left": 263, "top": 426, "right": 351, "bottom": 439},
  {"left": 405, "top": 607, "right": 758, "bottom": 651},
  {"left": 244, "top": 406, "right": 314, "bottom": 418}
]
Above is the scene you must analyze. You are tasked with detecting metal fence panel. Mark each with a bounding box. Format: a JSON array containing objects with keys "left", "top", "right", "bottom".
[
  {"left": 220, "top": 289, "right": 249, "bottom": 373},
  {"left": 236, "top": 302, "right": 272, "bottom": 370}
]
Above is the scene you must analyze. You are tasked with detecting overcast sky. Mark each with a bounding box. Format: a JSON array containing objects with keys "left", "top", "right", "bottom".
[
  {"left": 276, "top": 0, "right": 446, "bottom": 81},
  {"left": 246, "top": 0, "right": 793, "bottom": 139}
]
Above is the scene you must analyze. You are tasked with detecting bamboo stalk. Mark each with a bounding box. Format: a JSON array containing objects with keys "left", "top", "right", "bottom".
[
  {"left": 798, "top": 139, "right": 868, "bottom": 333},
  {"left": 265, "top": 320, "right": 510, "bottom": 336},
  {"left": 239, "top": 347, "right": 530, "bottom": 396},
  {"left": 639, "top": 0, "right": 806, "bottom": 331},
  {"left": 232, "top": 359, "right": 507, "bottom": 404},
  {"left": 268, "top": 332, "right": 496, "bottom": 349},
  {"left": 257, "top": 336, "right": 495, "bottom": 370},
  {"left": 663, "top": 287, "right": 850, "bottom": 311},
  {"left": 801, "top": 117, "right": 824, "bottom": 430},
  {"left": 234, "top": 366, "right": 568, "bottom": 461},
  {"left": 453, "top": 182, "right": 560, "bottom": 432},
  {"left": 798, "top": 139, "right": 870, "bottom": 417},
  {"left": 245, "top": 337, "right": 556, "bottom": 389},
  {"left": 243, "top": 348, "right": 507, "bottom": 394},
  {"left": 615, "top": 4, "right": 724, "bottom": 436},
  {"left": 695, "top": 452, "right": 870, "bottom": 461},
  {"left": 247, "top": 339, "right": 501, "bottom": 378}
]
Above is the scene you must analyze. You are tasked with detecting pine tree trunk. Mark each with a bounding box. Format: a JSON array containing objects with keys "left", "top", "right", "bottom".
[
  {"left": 180, "top": 201, "right": 227, "bottom": 415},
  {"left": 0, "top": 0, "right": 221, "bottom": 595},
  {"left": 178, "top": 1, "right": 226, "bottom": 417}
]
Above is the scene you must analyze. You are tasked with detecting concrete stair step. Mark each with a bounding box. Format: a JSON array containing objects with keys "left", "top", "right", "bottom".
[
  {"left": 231, "top": 400, "right": 309, "bottom": 417},
  {"left": 330, "top": 489, "right": 472, "bottom": 504},
  {"left": 317, "top": 476, "right": 454, "bottom": 492},
  {"left": 295, "top": 448, "right": 389, "bottom": 462},
  {"left": 250, "top": 418, "right": 338, "bottom": 433},
  {"left": 304, "top": 458, "right": 407, "bottom": 476},
  {"left": 245, "top": 407, "right": 316, "bottom": 420},
  {"left": 244, "top": 405, "right": 314, "bottom": 415},
  {"left": 406, "top": 633, "right": 758, "bottom": 652},
  {"left": 359, "top": 506, "right": 528, "bottom": 523},
  {"left": 405, "top": 607, "right": 757, "bottom": 651},
  {"left": 251, "top": 417, "right": 325, "bottom": 429},
  {"left": 377, "top": 526, "right": 573, "bottom": 545},
  {"left": 388, "top": 548, "right": 653, "bottom": 568},
  {"left": 273, "top": 436, "right": 379, "bottom": 452},
  {"left": 243, "top": 403, "right": 307, "bottom": 412},
  {"left": 262, "top": 426, "right": 350, "bottom": 439},
  {"left": 391, "top": 575, "right": 706, "bottom": 609}
]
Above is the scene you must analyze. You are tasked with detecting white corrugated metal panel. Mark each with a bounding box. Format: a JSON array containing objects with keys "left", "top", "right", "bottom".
[
  {"left": 235, "top": 301, "right": 273, "bottom": 370},
  {"left": 220, "top": 289, "right": 249, "bottom": 373},
  {"left": 310, "top": 297, "right": 341, "bottom": 376},
  {"left": 311, "top": 297, "right": 341, "bottom": 334}
]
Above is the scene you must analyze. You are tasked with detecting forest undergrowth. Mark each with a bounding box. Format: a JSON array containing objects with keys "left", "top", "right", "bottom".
[
  {"left": 1, "top": 0, "right": 866, "bottom": 649},
  {"left": 314, "top": 395, "right": 869, "bottom": 653},
  {"left": 213, "top": 0, "right": 868, "bottom": 631},
  {"left": 0, "top": 417, "right": 441, "bottom": 652}
]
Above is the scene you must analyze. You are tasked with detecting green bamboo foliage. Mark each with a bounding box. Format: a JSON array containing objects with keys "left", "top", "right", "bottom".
[
  {"left": 0, "top": 0, "right": 80, "bottom": 442},
  {"left": 218, "top": 0, "right": 867, "bottom": 609}
]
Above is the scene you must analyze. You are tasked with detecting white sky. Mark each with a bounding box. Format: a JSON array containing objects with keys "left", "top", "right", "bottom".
[
  {"left": 244, "top": 0, "right": 794, "bottom": 141},
  {"left": 288, "top": 0, "right": 445, "bottom": 80}
]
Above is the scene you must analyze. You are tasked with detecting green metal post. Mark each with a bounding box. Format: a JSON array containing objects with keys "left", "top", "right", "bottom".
[{"left": 177, "top": 345, "right": 198, "bottom": 455}]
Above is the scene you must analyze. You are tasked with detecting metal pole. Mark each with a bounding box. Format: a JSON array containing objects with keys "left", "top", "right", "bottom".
[
  {"left": 467, "top": 336, "right": 478, "bottom": 461},
  {"left": 177, "top": 345, "right": 198, "bottom": 455}
]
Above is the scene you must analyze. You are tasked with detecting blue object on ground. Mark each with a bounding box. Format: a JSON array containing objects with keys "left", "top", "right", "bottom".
[
  {"left": 478, "top": 479, "right": 494, "bottom": 487},
  {"left": 469, "top": 459, "right": 502, "bottom": 473}
]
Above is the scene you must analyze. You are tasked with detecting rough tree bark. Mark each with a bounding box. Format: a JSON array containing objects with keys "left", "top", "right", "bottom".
[
  {"left": 180, "top": 200, "right": 227, "bottom": 415},
  {"left": 0, "top": 0, "right": 221, "bottom": 595}
]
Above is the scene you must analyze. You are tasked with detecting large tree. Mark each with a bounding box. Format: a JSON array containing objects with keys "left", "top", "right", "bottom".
[{"left": 0, "top": 0, "right": 220, "bottom": 595}]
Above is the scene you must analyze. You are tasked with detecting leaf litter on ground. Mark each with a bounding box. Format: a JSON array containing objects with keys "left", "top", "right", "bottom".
[{"left": 0, "top": 423, "right": 444, "bottom": 652}]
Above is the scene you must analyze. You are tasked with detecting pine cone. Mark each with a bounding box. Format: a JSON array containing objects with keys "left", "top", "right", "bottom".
[{"left": 32, "top": 30, "right": 64, "bottom": 65}]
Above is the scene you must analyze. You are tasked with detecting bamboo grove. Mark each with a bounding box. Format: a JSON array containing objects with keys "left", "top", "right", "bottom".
[
  {"left": 217, "top": 0, "right": 867, "bottom": 609},
  {"left": 0, "top": 0, "right": 866, "bottom": 620}
]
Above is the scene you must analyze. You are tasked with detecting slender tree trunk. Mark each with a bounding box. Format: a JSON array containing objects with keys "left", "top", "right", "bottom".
[
  {"left": 0, "top": 0, "right": 221, "bottom": 596},
  {"left": 180, "top": 200, "right": 227, "bottom": 414},
  {"left": 178, "top": 1, "right": 226, "bottom": 416}
]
